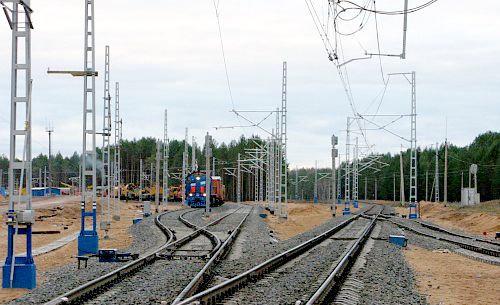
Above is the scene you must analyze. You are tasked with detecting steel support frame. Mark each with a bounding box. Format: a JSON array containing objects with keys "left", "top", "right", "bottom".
[
  {"left": 182, "top": 128, "right": 188, "bottom": 204},
  {"left": 343, "top": 118, "right": 351, "bottom": 215},
  {"left": 279, "top": 62, "right": 288, "bottom": 219},
  {"left": 2, "top": 0, "right": 36, "bottom": 289},
  {"left": 353, "top": 137, "right": 359, "bottom": 208},
  {"left": 163, "top": 110, "right": 169, "bottom": 207},
  {"left": 409, "top": 71, "right": 418, "bottom": 218},
  {"left": 100, "top": 45, "right": 111, "bottom": 234},
  {"left": 78, "top": 0, "right": 99, "bottom": 256},
  {"left": 113, "top": 81, "right": 121, "bottom": 220}
]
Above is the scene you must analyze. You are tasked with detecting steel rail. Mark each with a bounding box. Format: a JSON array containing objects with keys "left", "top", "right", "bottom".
[
  {"left": 172, "top": 206, "right": 253, "bottom": 304},
  {"left": 389, "top": 219, "right": 500, "bottom": 258},
  {"left": 306, "top": 211, "right": 380, "bottom": 304},
  {"left": 176, "top": 215, "right": 361, "bottom": 305},
  {"left": 414, "top": 219, "right": 500, "bottom": 247},
  {"left": 165, "top": 207, "right": 246, "bottom": 259},
  {"left": 43, "top": 207, "right": 241, "bottom": 305},
  {"left": 43, "top": 210, "right": 179, "bottom": 305}
]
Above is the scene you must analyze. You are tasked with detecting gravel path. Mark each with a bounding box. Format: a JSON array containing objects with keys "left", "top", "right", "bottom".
[{"left": 357, "top": 221, "right": 429, "bottom": 305}]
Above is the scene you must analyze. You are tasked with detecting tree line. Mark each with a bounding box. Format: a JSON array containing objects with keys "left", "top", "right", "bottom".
[{"left": 0, "top": 131, "right": 498, "bottom": 203}]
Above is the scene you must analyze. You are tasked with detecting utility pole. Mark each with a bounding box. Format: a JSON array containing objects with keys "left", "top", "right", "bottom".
[
  {"left": 375, "top": 177, "right": 378, "bottom": 200},
  {"left": 2, "top": 0, "right": 36, "bottom": 289},
  {"left": 205, "top": 133, "right": 212, "bottom": 214},
  {"left": 46, "top": 124, "right": 53, "bottom": 196},
  {"left": 331, "top": 134, "right": 338, "bottom": 216}
]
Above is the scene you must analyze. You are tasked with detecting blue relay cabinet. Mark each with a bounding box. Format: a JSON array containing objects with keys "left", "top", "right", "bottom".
[{"left": 389, "top": 235, "right": 407, "bottom": 247}]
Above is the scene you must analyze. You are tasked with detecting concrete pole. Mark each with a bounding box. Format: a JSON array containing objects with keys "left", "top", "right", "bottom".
[{"left": 375, "top": 177, "right": 378, "bottom": 200}]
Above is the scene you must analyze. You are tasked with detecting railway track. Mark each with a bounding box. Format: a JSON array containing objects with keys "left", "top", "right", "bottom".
[
  {"left": 43, "top": 204, "right": 251, "bottom": 305},
  {"left": 175, "top": 205, "right": 382, "bottom": 305},
  {"left": 386, "top": 216, "right": 500, "bottom": 265}
]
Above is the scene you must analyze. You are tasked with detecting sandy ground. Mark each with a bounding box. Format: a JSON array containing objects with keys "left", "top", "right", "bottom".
[
  {"left": 405, "top": 246, "right": 500, "bottom": 305},
  {"left": 0, "top": 197, "right": 499, "bottom": 304},
  {"left": 374, "top": 199, "right": 500, "bottom": 304},
  {"left": 252, "top": 201, "right": 359, "bottom": 240},
  {"left": 0, "top": 195, "right": 182, "bottom": 303}
]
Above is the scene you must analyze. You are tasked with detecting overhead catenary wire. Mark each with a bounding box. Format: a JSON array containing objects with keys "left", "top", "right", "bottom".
[{"left": 210, "top": 1, "right": 249, "bottom": 138}]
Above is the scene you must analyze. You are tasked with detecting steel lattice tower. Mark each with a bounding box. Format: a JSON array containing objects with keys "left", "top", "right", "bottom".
[
  {"left": 435, "top": 142, "right": 439, "bottom": 202},
  {"left": 163, "top": 110, "right": 169, "bottom": 207},
  {"left": 279, "top": 62, "right": 288, "bottom": 219},
  {"left": 2, "top": 0, "right": 36, "bottom": 289},
  {"left": 78, "top": 0, "right": 99, "bottom": 256},
  {"left": 344, "top": 118, "right": 351, "bottom": 215},
  {"left": 409, "top": 71, "right": 418, "bottom": 218},
  {"left": 113, "top": 82, "right": 121, "bottom": 220},
  {"left": 353, "top": 137, "right": 359, "bottom": 207},
  {"left": 274, "top": 113, "right": 280, "bottom": 212},
  {"left": 266, "top": 139, "right": 271, "bottom": 206},
  {"left": 101, "top": 45, "right": 111, "bottom": 234},
  {"left": 259, "top": 148, "right": 264, "bottom": 202},
  {"left": 182, "top": 128, "right": 188, "bottom": 204},
  {"left": 237, "top": 153, "right": 241, "bottom": 203},
  {"left": 337, "top": 154, "right": 342, "bottom": 204}
]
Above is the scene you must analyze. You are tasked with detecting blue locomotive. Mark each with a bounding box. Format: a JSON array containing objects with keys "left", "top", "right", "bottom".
[{"left": 185, "top": 171, "right": 225, "bottom": 208}]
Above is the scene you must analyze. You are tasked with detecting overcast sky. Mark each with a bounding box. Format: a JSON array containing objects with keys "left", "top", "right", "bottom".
[{"left": 0, "top": 0, "right": 498, "bottom": 169}]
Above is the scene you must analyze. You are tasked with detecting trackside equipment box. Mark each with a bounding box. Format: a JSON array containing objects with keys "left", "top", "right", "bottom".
[{"left": 389, "top": 235, "right": 407, "bottom": 247}]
